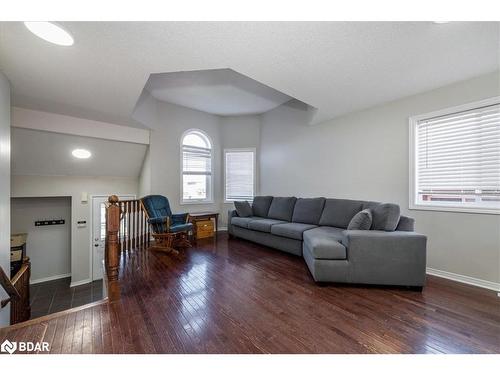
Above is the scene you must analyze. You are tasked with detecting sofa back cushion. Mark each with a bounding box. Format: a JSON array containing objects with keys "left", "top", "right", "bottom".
[
  {"left": 319, "top": 198, "right": 364, "bottom": 229},
  {"left": 292, "top": 197, "right": 326, "bottom": 225},
  {"left": 267, "top": 197, "right": 297, "bottom": 221},
  {"left": 251, "top": 196, "right": 273, "bottom": 217},
  {"left": 370, "top": 203, "right": 400, "bottom": 231}
]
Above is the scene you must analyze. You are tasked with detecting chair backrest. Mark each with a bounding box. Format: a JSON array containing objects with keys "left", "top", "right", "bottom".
[{"left": 141, "top": 195, "right": 172, "bottom": 220}]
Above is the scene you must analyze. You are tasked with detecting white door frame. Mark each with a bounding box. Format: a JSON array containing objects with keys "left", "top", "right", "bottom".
[{"left": 89, "top": 194, "right": 136, "bottom": 282}]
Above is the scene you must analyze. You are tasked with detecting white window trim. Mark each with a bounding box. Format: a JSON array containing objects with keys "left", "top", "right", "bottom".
[
  {"left": 180, "top": 128, "right": 214, "bottom": 205},
  {"left": 409, "top": 96, "right": 500, "bottom": 215},
  {"left": 223, "top": 147, "right": 257, "bottom": 204}
]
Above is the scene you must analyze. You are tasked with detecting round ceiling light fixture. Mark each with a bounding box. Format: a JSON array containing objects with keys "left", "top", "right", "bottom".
[
  {"left": 24, "top": 21, "right": 74, "bottom": 46},
  {"left": 72, "top": 149, "right": 91, "bottom": 159},
  {"left": 433, "top": 21, "right": 451, "bottom": 24}
]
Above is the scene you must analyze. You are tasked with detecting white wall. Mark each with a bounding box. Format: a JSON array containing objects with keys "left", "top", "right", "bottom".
[
  {"left": 11, "top": 175, "right": 138, "bottom": 286},
  {"left": 148, "top": 100, "right": 223, "bottom": 217},
  {"left": 11, "top": 197, "right": 71, "bottom": 283},
  {"left": 220, "top": 115, "right": 261, "bottom": 225},
  {"left": 261, "top": 71, "right": 500, "bottom": 285},
  {"left": 139, "top": 146, "right": 151, "bottom": 197},
  {"left": 135, "top": 97, "right": 262, "bottom": 227},
  {"left": 0, "top": 72, "right": 11, "bottom": 326}
]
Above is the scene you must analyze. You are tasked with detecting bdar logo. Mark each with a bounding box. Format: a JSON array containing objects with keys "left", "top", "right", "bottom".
[{"left": 1, "top": 339, "right": 17, "bottom": 354}]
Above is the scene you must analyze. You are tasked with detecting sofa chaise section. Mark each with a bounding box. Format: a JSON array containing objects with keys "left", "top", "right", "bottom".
[{"left": 228, "top": 196, "right": 427, "bottom": 288}]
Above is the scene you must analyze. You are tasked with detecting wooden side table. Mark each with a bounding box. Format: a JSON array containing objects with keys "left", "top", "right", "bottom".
[{"left": 189, "top": 212, "right": 219, "bottom": 241}]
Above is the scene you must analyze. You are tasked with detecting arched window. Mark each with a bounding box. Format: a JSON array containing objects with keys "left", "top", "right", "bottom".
[{"left": 181, "top": 129, "right": 213, "bottom": 203}]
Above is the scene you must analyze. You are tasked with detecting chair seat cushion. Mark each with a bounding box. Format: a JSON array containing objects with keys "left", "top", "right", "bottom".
[
  {"left": 169, "top": 223, "right": 193, "bottom": 233},
  {"left": 303, "top": 226, "right": 347, "bottom": 260},
  {"left": 271, "top": 223, "right": 317, "bottom": 240},
  {"left": 231, "top": 216, "right": 264, "bottom": 229},
  {"left": 248, "top": 218, "right": 287, "bottom": 233}
]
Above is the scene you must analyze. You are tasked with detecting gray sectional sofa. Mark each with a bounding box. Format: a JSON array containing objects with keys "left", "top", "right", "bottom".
[{"left": 228, "top": 196, "right": 427, "bottom": 288}]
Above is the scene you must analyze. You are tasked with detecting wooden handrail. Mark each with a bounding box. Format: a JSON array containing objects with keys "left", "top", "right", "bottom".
[
  {"left": 104, "top": 195, "right": 151, "bottom": 301},
  {"left": 0, "top": 264, "right": 21, "bottom": 309},
  {"left": 9, "top": 258, "right": 31, "bottom": 324}
]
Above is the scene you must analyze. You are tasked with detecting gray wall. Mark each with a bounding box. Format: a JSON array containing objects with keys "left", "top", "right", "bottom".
[
  {"left": 260, "top": 71, "right": 500, "bottom": 284},
  {"left": 0, "top": 72, "right": 10, "bottom": 326},
  {"left": 11, "top": 197, "right": 71, "bottom": 283}
]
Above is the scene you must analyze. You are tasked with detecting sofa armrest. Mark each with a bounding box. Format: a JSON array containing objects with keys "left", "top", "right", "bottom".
[
  {"left": 227, "top": 210, "right": 238, "bottom": 234},
  {"left": 228, "top": 209, "right": 238, "bottom": 222},
  {"left": 341, "top": 230, "right": 427, "bottom": 286},
  {"left": 342, "top": 230, "right": 427, "bottom": 258}
]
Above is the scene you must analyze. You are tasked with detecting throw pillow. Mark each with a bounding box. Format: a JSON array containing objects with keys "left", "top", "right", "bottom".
[
  {"left": 371, "top": 203, "right": 400, "bottom": 231},
  {"left": 347, "top": 209, "right": 372, "bottom": 230},
  {"left": 234, "top": 201, "right": 253, "bottom": 217}
]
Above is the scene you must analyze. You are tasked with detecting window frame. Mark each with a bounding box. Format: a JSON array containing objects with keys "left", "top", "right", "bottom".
[
  {"left": 409, "top": 96, "right": 500, "bottom": 215},
  {"left": 180, "top": 129, "right": 214, "bottom": 205},
  {"left": 223, "top": 147, "right": 257, "bottom": 204}
]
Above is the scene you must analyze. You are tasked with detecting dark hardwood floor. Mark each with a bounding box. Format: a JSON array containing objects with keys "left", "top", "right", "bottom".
[{"left": 1, "top": 232, "right": 499, "bottom": 354}]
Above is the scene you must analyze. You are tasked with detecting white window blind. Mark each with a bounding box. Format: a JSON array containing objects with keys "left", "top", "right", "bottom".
[
  {"left": 414, "top": 102, "right": 500, "bottom": 211},
  {"left": 225, "top": 149, "right": 255, "bottom": 201},
  {"left": 181, "top": 131, "right": 212, "bottom": 202}
]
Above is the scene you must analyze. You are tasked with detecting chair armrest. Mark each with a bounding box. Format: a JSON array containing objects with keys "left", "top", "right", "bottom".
[
  {"left": 147, "top": 216, "right": 169, "bottom": 225},
  {"left": 172, "top": 213, "right": 189, "bottom": 224},
  {"left": 341, "top": 230, "right": 427, "bottom": 262}
]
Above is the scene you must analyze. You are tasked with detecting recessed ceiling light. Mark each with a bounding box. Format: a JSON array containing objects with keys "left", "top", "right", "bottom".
[
  {"left": 24, "top": 22, "right": 74, "bottom": 46},
  {"left": 433, "top": 21, "right": 451, "bottom": 24},
  {"left": 72, "top": 149, "right": 91, "bottom": 159}
]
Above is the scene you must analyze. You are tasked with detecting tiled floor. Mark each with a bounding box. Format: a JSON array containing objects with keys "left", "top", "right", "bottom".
[{"left": 29, "top": 277, "right": 103, "bottom": 319}]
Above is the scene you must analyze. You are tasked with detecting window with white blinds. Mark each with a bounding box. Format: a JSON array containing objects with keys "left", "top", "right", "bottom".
[
  {"left": 410, "top": 98, "right": 500, "bottom": 213},
  {"left": 181, "top": 130, "right": 213, "bottom": 203},
  {"left": 224, "top": 149, "right": 256, "bottom": 202}
]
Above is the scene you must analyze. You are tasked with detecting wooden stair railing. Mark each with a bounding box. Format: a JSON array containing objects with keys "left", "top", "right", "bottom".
[
  {"left": 1, "top": 257, "right": 30, "bottom": 324},
  {"left": 104, "top": 195, "right": 150, "bottom": 301}
]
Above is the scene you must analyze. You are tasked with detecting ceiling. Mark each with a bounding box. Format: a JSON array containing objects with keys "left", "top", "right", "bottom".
[
  {"left": 0, "top": 22, "right": 498, "bottom": 127},
  {"left": 11, "top": 128, "right": 147, "bottom": 178},
  {"left": 146, "top": 69, "right": 294, "bottom": 116}
]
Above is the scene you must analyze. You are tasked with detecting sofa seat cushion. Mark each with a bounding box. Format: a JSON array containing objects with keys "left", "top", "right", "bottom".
[
  {"left": 271, "top": 223, "right": 318, "bottom": 240},
  {"left": 303, "top": 226, "right": 347, "bottom": 260},
  {"left": 248, "top": 218, "right": 287, "bottom": 233},
  {"left": 231, "top": 216, "right": 264, "bottom": 229}
]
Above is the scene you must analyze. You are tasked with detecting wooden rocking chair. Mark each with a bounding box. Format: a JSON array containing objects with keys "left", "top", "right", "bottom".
[{"left": 140, "top": 195, "right": 193, "bottom": 254}]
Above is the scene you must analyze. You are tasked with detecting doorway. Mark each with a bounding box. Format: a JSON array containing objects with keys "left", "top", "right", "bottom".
[{"left": 91, "top": 195, "right": 135, "bottom": 281}]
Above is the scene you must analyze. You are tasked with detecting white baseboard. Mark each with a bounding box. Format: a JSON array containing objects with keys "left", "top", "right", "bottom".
[
  {"left": 70, "top": 278, "right": 92, "bottom": 288},
  {"left": 426, "top": 267, "right": 500, "bottom": 293},
  {"left": 217, "top": 226, "right": 228, "bottom": 231},
  {"left": 30, "top": 273, "right": 71, "bottom": 285}
]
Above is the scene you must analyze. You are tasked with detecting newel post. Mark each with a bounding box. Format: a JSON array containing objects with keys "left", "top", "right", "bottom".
[{"left": 105, "top": 195, "right": 121, "bottom": 300}]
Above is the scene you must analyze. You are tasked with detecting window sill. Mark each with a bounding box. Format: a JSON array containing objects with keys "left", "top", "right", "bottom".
[
  {"left": 409, "top": 203, "right": 500, "bottom": 215},
  {"left": 224, "top": 200, "right": 254, "bottom": 204},
  {"left": 180, "top": 200, "right": 214, "bottom": 206}
]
